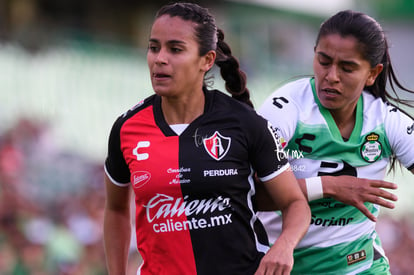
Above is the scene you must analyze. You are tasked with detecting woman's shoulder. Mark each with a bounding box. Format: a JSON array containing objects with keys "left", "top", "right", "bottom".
[
  {"left": 260, "top": 77, "right": 315, "bottom": 115},
  {"left": 362, "top": 91, "right": 394, "bottom": 116},
  {"left": 111, "top": 94, "right": 157, "bottom": 127},
  {"left": 263, "top": 77, "right": 313, "bottom": 105},
  {"left": 207, "top": 89, "right": 266, "bottom": 123},
  {"left": 208, "top": 89, "right": 255, "bottom": 111},
  {"left": 273, "top": 77, "right": 312, "bottom": 95},
  {"left": 362, "top": 91, "right": 414, "bottom": 128}
]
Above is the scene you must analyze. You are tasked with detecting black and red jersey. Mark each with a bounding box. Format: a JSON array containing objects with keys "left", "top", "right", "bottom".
[{"left": 105, "top": 89, "right": 288, "bottom": 275}]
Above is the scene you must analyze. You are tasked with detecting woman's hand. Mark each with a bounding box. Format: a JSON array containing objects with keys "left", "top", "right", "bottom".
[
  {"left": 255, "top": 237, "right": 294, "bottom": 275},
  {"left": 322, "top": 175, "right": 398, "bottom": 222},
  {"left": 255, "top": 169, "right": 310, "bottom": 275}
]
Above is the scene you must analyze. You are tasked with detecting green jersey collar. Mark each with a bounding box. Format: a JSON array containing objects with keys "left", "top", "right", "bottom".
[{"left": 310, "top": 77, "right": 363, "bottom": 143}]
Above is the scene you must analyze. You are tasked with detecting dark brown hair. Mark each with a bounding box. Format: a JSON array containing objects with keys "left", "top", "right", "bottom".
[
  {"left": 317, "top": 10, "right": 414, "bottom": 171},
  {"left": 316, "top": 10, "right": 414, "bottom": 110},
  {"left": 155, "top": 2, "right": 253, "bottom": 107}
]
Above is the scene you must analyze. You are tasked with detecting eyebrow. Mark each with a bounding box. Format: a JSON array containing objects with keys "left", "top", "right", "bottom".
[{"left": 149, "top": 38, "right": 186, "bottom": 46}]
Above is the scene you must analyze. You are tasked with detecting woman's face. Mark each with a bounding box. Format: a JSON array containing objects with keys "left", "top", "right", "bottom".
[
  {"left": 147, "top": 15, "right": 214, "bottom": 98},
  {"left": 313, "top": 34, "right": 382, "bottom": 114}
]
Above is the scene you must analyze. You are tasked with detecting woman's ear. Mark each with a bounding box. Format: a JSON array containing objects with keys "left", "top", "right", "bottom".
[
  {"left": 366, "top": 63, "right": 384, "bottom": 86},
  {"left": 201, "top": 50, "right": 216, "bottom": 72}
]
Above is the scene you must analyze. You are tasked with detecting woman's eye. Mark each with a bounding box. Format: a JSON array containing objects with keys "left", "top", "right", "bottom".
[
  {"left": 342, "top": 66, "right": 354, "bottom": 73},
  {"left": 148, "top": 46, "right": 159, "bottom": 52},
  {"left": 171, "top": 47, "right": 182, "bottom": 53},
  {"left": 318, "top": 57, "right": 330, "bottom": 66}
]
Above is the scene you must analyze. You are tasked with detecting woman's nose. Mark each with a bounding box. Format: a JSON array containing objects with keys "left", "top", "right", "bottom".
[
  {"left": 155, "top": 48, "right": 168, "bottom": 65},
  {"left": 326, "top": 65, "right": 340, "bottom": 83}
]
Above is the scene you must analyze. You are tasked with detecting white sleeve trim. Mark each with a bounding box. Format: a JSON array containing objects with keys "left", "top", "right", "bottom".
[
  {"left": 104, "top": 165, "right": 130, "bottom": 187},
  {"left": 259, "top": 163, "right": 290, "bottom": 182}
]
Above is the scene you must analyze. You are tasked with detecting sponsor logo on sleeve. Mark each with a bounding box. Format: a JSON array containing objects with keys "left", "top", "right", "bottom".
[
  {"left": 268, "top": 124, "right": 305, "bottom": 164},
  {"left": 122, "top": 100, "right": 145, "bottom": 117},
  {"left": 268, "top": 124, "right": 286, "bottom": 149}
]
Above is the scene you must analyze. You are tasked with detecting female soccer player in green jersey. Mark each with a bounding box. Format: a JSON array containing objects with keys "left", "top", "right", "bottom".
[{"left": 257, "top": 10, "right": 414, "bottom": 275}]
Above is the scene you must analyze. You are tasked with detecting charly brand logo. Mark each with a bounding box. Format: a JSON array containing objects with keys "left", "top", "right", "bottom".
[
  {"left": 133, "top": 141, "right": 150, "bottom": 161},
  {"left": 203, "top": 131, "right": 231, "bottom": 161},
  {"left": 407, "top": 122, "right": 414, "bottom": 135},
  {"left": 132, "top": 171, "right": 151, "bottom": 188},
  {"left": 360, "top": 133, "right": 382, "bottom": 163}
]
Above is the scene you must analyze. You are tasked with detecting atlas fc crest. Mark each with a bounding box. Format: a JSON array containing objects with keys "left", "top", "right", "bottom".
[
  {"left": 360, "top": 133, "right": 382, "bottom": 163},
  {"left": 203, "top": 131, "right": 231, "bottom": 161}
]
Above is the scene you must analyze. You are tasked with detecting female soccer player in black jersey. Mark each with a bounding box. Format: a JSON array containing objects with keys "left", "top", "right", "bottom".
[{"left": 103, "top": 2, "right": 310, "bottom": 275}]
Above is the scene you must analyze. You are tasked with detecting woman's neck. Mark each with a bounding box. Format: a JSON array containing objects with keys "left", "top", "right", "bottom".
[
  {"left": 330, "top": 108, "right": 356, "bottom": 140},
  {"left": 161, "top": 91, "right": 205, "bottom": 125}
]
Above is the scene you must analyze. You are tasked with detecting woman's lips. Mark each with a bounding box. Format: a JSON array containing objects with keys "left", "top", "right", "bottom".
[
  {"left": 153, "top": 73, "right": 171, "bottom": 81},
  {"left": 322, "top": 88, "right": 340, "bottom": 95}
]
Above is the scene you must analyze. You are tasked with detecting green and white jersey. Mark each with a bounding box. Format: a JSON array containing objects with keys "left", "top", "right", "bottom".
[{"left": 257, "top": 78, "right": 414, "bottom": 275}]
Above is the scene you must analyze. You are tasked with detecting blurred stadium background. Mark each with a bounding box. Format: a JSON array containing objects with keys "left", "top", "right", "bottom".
[{"left": 0, "top": 0, "right": 413, "bottom": 274}]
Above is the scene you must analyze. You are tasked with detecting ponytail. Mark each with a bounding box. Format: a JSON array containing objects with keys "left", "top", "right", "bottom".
[{"left": 215, "top": 29, "right": 254, "bottom": 108}]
